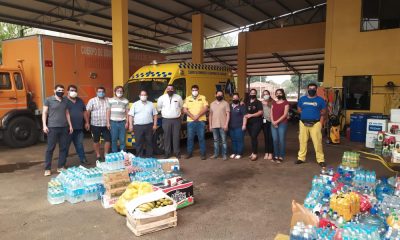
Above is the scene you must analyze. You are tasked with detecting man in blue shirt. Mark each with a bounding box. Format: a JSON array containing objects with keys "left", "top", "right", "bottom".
[
  {"left": 296, "top": 83, "right": 327, "bottom": 167},
  {"left": 128, "top": 90, "right": 158, "bottom": 157},
  {"left": 66, "top": 85, "right": 89, "bottom": 164}
]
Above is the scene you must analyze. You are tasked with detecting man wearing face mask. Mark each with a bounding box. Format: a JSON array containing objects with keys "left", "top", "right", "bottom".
[
  {"left": 128, "top": 90, "right": 158, "bottom": 157},
  {"left": 42, "top": 84, "right": 73, "bottom": 176},
  {"left": 157, "top": 85, "right": 183, "bottom": 159},
  {"left": 296, "top": 83, "right": 327, "bottom": 167},
  {"left": 209, "top": 90, "right": 230, "bottom": 160},
  {"left": 66, "top": 85, "right": 89, "bottom": 165},
  {"left": 107, "top": 86, "right": 129, "bottom": 153},
  {"left": 183, "top": 85, "right": 209, "bottom": 160},
  {"left": 86, "top": 87, "right": 111, "bottom": 161}
]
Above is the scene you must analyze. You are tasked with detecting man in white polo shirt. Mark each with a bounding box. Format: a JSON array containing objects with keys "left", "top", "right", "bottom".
[
  {"left": 157, "top": 85, "right": 183, "bottom": 159},
  {"left": 128, "top": 90, "right": 158, "bottom": 157}
]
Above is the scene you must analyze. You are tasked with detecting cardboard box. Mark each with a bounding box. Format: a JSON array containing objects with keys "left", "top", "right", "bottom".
[
  {"left": 154, "top": 180, "right": 194, "bottom": 209},
  {"left": 367, "top": 119, "right": 388, "bottom": 133},
  {"left": 388, "top": 122, "right": 400, "bottom": 134},
  {"left": 391, "top": 109, "right": 400, "bottom": 123},
  {"left": 366, "top": 133, "right": 377, "bottom": 148},
  {"left": 157, "top": 158, "right": 180, "bottom": 173},
  {"left": 101, "top": 194, "right": 118, "bottom": 208},
  {"left": 103, "top": 170, "right": 129, "bottom": 182}
]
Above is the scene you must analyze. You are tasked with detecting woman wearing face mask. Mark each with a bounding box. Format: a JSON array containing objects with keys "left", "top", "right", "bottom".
[
  {"left": 270, "top": 89, "right": 289, "bottom": 163},
  {"left": 244, "top": 89, "right": 264, "bottom": 161},
  {"left": 228, "top": 93, "right": 247, "bottom": 159},
  {"left": 261, "top": 90, "right": 274, "bottom": 161}
]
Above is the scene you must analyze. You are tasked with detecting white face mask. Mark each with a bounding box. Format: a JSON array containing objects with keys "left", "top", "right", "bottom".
[
  {"left": 69, "top": 91, "right": 78, "bottom": 98},
  {"left": 116, "top": 93, "right": 123, "bottom": 98},
  {"left": 263, "top": 95, "right": 270, "bottom": 100},
  {"left": 140, "top": 95, "right": 147, "bottom": 102},
  {"left": 192, "top": 90, "right": 199, "bottom": 97}
]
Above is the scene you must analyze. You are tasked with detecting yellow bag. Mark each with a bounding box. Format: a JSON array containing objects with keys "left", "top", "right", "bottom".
[{"left": 114, "top": 182, "right": 153, "bottom": 216}]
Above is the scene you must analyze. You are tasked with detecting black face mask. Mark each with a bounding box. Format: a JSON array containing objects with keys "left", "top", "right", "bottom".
[
  {"left": 56, "top": 91, "right": 64, "bottom": 98},
  {"left": 308, "top": 89, "right": 317, "bottom": 97},
  {"left": 250, "top": 95, "right": 257, "bottom": 99},
  {"left": 277, "top": 95, "right": 283, "bottom": 100},
  {"left": 167, "top": 91, "right": 174, "bottom": 96},
  {"left": 232, "top": 99, "right": 239, "bottom": 104},
  {"left": 216, "top": 96, "right": 223, "bottom": 101}
]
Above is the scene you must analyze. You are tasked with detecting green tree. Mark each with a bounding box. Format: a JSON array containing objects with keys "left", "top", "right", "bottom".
[
  {"left": 290, "top": 74, "right": 320, "bottom": 90},
  {"left": 0, "top": 22, "right": 25, "bottom": 63}
]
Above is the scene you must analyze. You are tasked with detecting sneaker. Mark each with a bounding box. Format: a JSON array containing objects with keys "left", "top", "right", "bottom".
[
  {"left": 209, "top": 155, "right": 218, "bottom": 159},
  {"left": 80, "top": 159, "right": 89, "bottom": 165},
  {"left": 222, "top": 155, "right": 228, "bottom": 161},
  {"left": 200, "top": 155, "right": 207, "bottom": 160},
  {"left": 44, "top": 170, "right": 51, "bottom": 176},
  {"left": 185, "top": 154, "right": 193, "bottom": 159},
  {"left": 230, "top": 154, "right": 236, "bottom": 159},
  {"left": 295, "top": 160, "right": 305, "bottom": 165},
  {"left": 235, "top": 155, "right": 242, "bottom": 159},
  {"left": 175, "top": 154, "right": 181, "bottom": 159},
  {"left": 57, "top": 167, "right": 66, "bottom": 173},
  {"left": 319, "top": 162, "right": 327, "bottom": 168}
]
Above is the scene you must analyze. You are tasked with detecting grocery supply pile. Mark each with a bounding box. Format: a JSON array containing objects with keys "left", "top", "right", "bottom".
[
  {"left": 47, "top": 151, "right": 194, "bottom": 236},
  {"left": 291, "top": 151, "right": 400, "bottom": 240}
]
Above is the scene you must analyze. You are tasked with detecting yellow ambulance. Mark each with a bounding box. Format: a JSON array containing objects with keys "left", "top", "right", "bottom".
[{"left": 123, "top": 62, "right": 235, "bottom": 154}]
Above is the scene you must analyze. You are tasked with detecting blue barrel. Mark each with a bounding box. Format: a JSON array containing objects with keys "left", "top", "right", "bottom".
[{"left": 350, "top": 113, "right": 386, "bottom": 142}]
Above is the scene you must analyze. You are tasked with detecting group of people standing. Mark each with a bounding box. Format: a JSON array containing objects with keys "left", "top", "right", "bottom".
[{"left": 42, "top": 82, "right": 326, "bottom": 176}]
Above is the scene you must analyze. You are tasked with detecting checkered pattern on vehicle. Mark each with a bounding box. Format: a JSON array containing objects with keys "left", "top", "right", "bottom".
[
  {"left": 133, "top": 71, "right": 172, "bottom": 78},
  {"left": 178, "top": 62, "right": 231, "bottom": 71}
]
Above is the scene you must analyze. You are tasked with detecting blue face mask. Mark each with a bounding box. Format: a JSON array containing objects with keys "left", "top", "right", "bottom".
[{"left": 97, "top": 92, "right": 105, "bottom": 98}]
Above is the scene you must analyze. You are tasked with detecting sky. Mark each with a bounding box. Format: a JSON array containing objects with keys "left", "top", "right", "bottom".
[{"left": 266, "top": 75, "right": 291, "bottom": 84}]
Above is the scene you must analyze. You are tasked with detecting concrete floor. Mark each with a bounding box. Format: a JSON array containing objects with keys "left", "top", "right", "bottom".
[{"left": 0, "top": 124, "right": 394, "bottom": 240}]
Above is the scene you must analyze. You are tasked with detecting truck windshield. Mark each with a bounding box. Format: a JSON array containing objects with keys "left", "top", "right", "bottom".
[{"left": 124, "top": 78, "right": 169, "bottom": 102}]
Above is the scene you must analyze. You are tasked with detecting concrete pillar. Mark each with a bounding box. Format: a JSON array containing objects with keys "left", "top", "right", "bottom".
[
  {"left": 111, "top": 0, "right": 129, "bottom": 88},
  {"left": 192, "top": 14, "right": 204, "bottom": 64},
  {"left": 237, "top": 32, "right": 247, "bottom": 97}
]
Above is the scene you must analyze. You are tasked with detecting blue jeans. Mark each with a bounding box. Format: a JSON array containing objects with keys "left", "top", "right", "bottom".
[
  {"left": 66, "top": 129, "right": 86, "bottom": 162},
  {"left": 110, "top": 120, "right": 126, "bottom": 152},
  {"left": 187, "top": 121, "right": 206, "bottom": 156},
  {"left": 45, "top": 127, "right": 68, "bottom": 170},
  {"left": 229, "top": 127, "right": 244, "bottom": 155},
  {"left": 271, "top": 122, "right": 288, "bottom": 158},
  {"left": 212, "top": 128, "right": 227, "bottom": 157}
]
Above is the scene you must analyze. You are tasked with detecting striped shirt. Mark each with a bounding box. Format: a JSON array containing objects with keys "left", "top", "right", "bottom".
[
  {"left": 107, "top": 97, "right": 129, "bottom": 121},
  {"left": 87, "top": 97, "right": 109, "bottom": 127}
]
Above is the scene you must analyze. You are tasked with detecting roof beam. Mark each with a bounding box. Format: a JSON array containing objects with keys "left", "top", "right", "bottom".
[
  {"left": 35, "top": 0, "right": 191, "bottom": 42},
  {"left": 303, "top": 0, "right": 315, "bottom": 7},
  {"left": 87, "top": 0, "right": 192, "bottom": 34},
  {"left": 0, "top": 13, "right": 161, "bottom": 51},
  {"left": 133, "top": 0, "right": 221, "bottom": 34},
  {"left": 275, "top": 0, "right": 306, "bottom": 23},
  {"left": 241, "top": 0, "right": 279, "bottom": 27},
  {"left": 207, "top": 0, "right": 254, "bottom": 23},
  {"left": 272, "top": 52, "right": 301, "bottom": 75},
  {"left": 173, "top": 0, "right": 241, "bottom": 28},
  {"left": 0, "top": 1, "right": 177, "bottom": 46}
]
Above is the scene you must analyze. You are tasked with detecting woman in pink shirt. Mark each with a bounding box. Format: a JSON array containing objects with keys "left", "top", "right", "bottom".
[{"left": 270, "top": 89, "right": 289, "bottom": 163}]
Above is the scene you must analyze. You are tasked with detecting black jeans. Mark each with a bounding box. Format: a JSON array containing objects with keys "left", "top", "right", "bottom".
[
  {"left": 134, "top": 123, "right": 153, "bottom": 157},
  {"left": 263, "top": 121, "right": 274, "bottom": 154},
  {"left": 45, "top": 127, "right": 68, "bottom": 170},
  {"left": 247, "top": 120, "right": 262, "bottom": 154}
]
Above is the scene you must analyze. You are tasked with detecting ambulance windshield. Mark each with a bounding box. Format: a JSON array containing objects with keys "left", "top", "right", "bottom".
[{"left": 124, "top": 78, "right": 169, "bottom": 102}]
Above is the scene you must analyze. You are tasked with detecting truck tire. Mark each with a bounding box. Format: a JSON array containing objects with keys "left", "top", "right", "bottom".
[
  {"left": 153, "top": 128, "right": 165, "bottom": 155},
  {"left": 3, "top": 116, "right": 39, "bottom": 148}
]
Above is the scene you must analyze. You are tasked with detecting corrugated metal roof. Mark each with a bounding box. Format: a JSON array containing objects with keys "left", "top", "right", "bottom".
[{"left": 0, "top": 0, "right": 326, "bottom": 51}]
